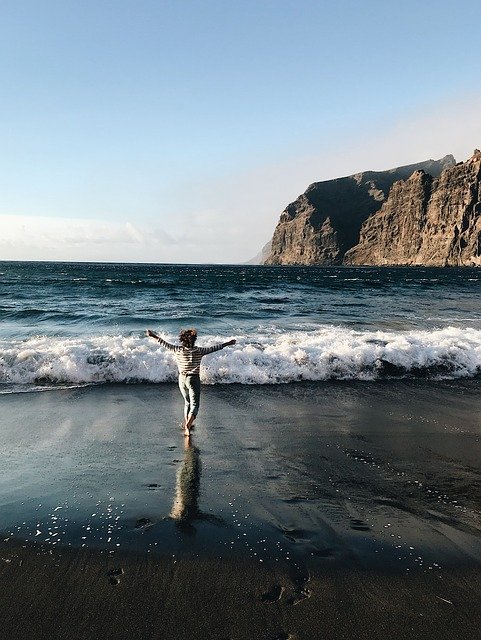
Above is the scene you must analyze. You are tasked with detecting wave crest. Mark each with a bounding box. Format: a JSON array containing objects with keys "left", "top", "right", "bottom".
[{"left": 0, "top": 326, "right": 480, "bottom": 389}]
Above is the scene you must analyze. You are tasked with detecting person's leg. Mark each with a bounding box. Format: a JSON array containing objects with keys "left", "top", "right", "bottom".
[
  {"left": 178, "top": 375, "right": 190, "bottom": 425},
  {"left": 184, "top": 375, "right": 201, "bottom": 435}
]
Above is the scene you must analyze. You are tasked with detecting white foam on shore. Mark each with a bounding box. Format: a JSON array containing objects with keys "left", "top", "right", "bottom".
[{"left": 0, "top": 326, "right": 480, "bottom": 388}]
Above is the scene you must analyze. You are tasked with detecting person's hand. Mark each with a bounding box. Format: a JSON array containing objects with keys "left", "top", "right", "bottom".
[
  {"left": 227, "top": 339, "right": 236, "bottom": 346},
  {"left": 147, "top": 329, "right": 157, "bottom": 339}
]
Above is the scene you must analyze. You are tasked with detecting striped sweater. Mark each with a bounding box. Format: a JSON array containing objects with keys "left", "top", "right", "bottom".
[{"left": 157, "top": 337, "right": 226, "bottom": 375}]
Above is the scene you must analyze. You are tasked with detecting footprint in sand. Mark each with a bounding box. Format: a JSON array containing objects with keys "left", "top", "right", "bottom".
[
  {"left": 281, "top": 527, "right": 307, "bottom": 543},
  {"left": 287, "top": 575, "right": 311, "bottom": 606},
  {"left": 134, "top": 518, "right": 153, "bottom": 530},
  {"left": 261, "top": 584, "right": 285, "bottom": 603},
  {"left": 311, "top": 547, "right": 336, "bottom": 559},
  {"left": 289, "top": 590, "right": 311, "bottom": 605},
  {"left": 108, "top": 567, "right": 124, "bottom": 586},
  {"left": 350, "top": 518, "right": 371, "bottom": 532}
]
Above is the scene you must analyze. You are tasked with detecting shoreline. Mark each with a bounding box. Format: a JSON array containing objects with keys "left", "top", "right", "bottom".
[{"left": 1, "top": 380, "right": 480, "bottom": 638}]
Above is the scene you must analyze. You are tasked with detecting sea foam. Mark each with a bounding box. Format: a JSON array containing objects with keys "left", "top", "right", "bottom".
[{"left": 0, "top": 326, "right": 480, "bottom": 389}]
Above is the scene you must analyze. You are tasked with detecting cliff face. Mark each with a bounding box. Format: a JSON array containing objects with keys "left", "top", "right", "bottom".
[
  {"left": 345, "top": 150, "right": 481, "bottom": 266},
  {"left": 245, "top": 240, "right": 272, "bottom": 265},
  {"left": 264, "top": 155, "right": 455, "bottom": 265}
]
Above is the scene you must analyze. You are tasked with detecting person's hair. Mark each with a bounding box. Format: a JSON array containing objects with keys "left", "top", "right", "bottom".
[{"left": 179, "top": 328, "right": 197, "bottom": 348}]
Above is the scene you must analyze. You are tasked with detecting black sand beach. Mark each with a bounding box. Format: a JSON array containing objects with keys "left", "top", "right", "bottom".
[{"left": 1, "top": 381, "right": 480, "bottom": 639}]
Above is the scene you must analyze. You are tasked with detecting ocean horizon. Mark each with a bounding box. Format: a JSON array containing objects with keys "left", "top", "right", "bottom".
[{"left": 1, "top": 260, "right": 481, "bottom": 391}]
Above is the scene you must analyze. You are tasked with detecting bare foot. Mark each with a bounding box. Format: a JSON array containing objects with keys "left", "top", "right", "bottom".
[{"left": 184, "top": 414, "right": 195, "bottom": 434}]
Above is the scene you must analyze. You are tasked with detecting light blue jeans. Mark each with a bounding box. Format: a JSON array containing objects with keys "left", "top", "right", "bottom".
[{"left": 178, "top": 373, "right": 201, "bottom": 419}]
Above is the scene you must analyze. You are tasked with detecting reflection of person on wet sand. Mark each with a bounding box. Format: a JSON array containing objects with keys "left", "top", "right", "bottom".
[
  {"left": 169, "top": 439, "right": 223, "bottom": 534},
  {"left": 147, "top": 328, "right": 236, "bottom": 437}
]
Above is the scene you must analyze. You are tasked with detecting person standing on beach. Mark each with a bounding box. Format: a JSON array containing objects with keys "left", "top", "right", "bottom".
[{"left": 147, "top": 328, "right": 236, "bottom": 437}]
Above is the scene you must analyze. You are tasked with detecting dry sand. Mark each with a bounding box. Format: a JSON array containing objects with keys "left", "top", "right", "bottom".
[{"left": 0, "top": 380, "right": 480, "bottom": 639}]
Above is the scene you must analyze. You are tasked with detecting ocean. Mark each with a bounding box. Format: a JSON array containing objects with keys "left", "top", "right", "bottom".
[
  {"left": 2, "top": 260, "right": 481, "bottom": 640},
  {"left": 1, "top": 261, "right": 481, "bottom": 391}
]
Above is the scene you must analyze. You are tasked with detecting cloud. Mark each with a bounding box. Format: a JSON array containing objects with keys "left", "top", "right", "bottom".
[
  {"left": 0, "top": 215, "right": 177, "bottom": 262},
  {"left": 1, "top": 92, "right": 480, "bottom": 264},
  {"left": 160, "top": 92, "right": 481, "bottom": 262}
]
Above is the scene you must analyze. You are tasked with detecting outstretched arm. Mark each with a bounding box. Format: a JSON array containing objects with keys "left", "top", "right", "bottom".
[
  {"left": 146, "top": 329, "right": 180, "bottom": 352},
  {"left": 197, "top": 338, "right": 236, "bottom": 355}
]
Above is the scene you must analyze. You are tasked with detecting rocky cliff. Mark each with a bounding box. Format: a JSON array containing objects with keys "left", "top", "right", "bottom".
[
  {"left": 344, "top": 150, "right": 481, "bottom": 266},
  {"left": 245, "top": 240, "right": 272, "bottom": 265},
  {"left": 264, "top": 155, "right": 455, "bottom": 265}
]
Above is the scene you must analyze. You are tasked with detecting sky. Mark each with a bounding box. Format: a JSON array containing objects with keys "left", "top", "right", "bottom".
[{"left": 0, "top": 0, "right": 480, "bottom": 264}]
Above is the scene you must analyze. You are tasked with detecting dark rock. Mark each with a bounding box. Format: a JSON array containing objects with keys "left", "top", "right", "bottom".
[
  {"left": 264, "top": 155, "right": 455, "bottom": 265},
  {"left": 345, "top": 150, "right": 481, "bottom": 266}
]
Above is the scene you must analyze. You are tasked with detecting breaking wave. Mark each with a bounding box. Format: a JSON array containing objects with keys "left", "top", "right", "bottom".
[{"left": 0, "top": 326, "right": 480, "bottom": 391}]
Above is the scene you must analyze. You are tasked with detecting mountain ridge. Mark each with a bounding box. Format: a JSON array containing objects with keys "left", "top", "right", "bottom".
[
  {"left": 344, "top": 150, "right": 481, "bottom": 266},
  {"left": 263, "top": 154, "right": 459, "bottom": 265}
]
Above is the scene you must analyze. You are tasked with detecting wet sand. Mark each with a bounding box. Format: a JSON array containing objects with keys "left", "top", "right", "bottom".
[{"left": 0, "top": 381, "right": 480, "bottom": 639}]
